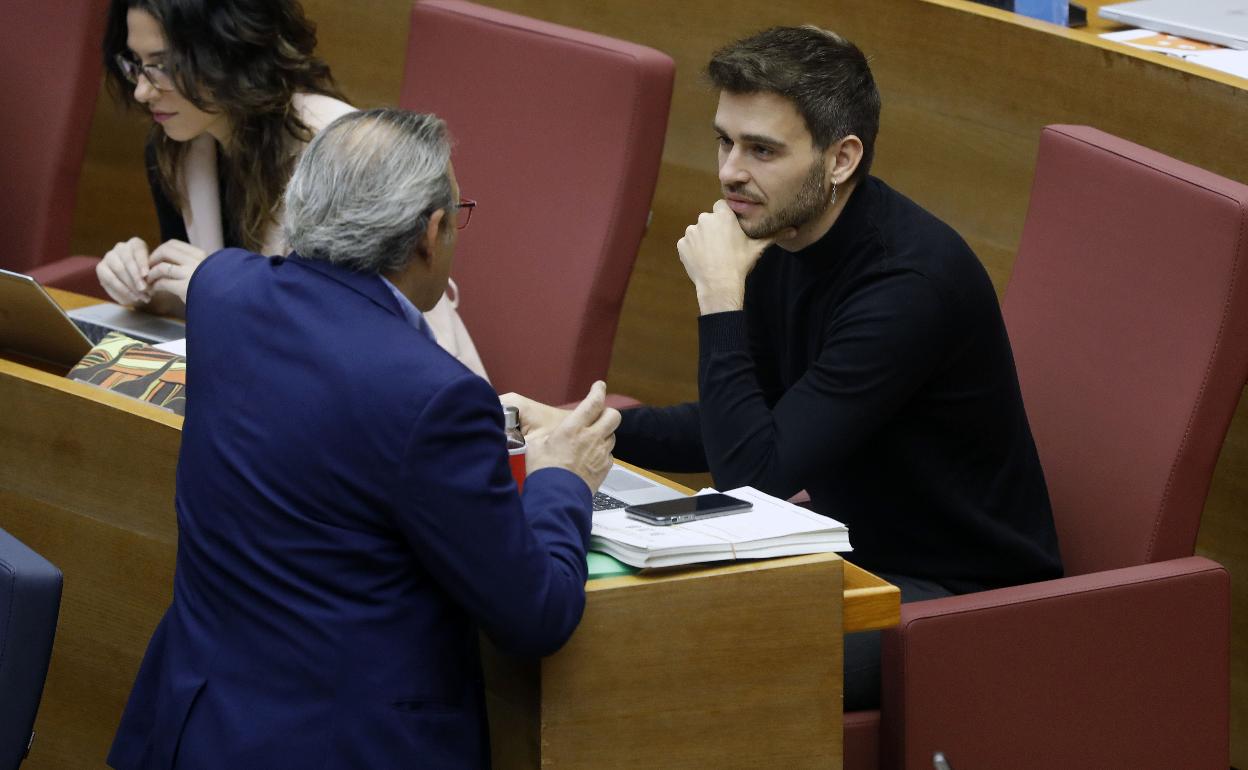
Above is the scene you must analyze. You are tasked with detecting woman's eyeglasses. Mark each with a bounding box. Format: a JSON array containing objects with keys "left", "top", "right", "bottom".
[{"left": 114, "top": 54, "right": 176, "bottom": 91}]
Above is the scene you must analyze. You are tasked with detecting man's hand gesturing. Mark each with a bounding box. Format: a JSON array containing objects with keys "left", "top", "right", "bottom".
[{"left": 523, "top": 381, "right": 621, "bottom": 492}]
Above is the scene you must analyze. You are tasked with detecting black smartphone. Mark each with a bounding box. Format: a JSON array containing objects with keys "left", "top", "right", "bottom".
[{"left": 624, "top": 494, "right": 752, "bottom": 526}]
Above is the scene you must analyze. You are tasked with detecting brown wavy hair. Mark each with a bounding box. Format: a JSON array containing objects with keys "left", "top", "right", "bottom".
[{"left": 103, "top": 0, "right": 347, "bottom": 251}]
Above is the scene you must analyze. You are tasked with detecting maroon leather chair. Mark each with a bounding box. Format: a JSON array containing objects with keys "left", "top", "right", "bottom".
[
  {"left": 399, "top": 0, "right": 673, "bottom": 405},
  {"left": 845, "top": 126, "right": 1246, "bottom": 769},
  {"left": 0, "top": 0, "right": 109, "bottom": 296},
  {"left": 0, "top": 527, "right": 63, "bottom": 769}
]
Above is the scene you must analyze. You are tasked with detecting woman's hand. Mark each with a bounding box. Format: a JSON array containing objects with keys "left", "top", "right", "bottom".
[
  {"left": 145, "top": 239, "right": 208, "bottom": 314},
  {"left": 96, "top": 237, "right": 152, "bottom": 307},
  {"left": 98, "top": 237, "right": 207, "bottom": 316}
]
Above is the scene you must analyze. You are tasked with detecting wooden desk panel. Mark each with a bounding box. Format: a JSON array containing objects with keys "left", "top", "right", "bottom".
[
  {"left": 0, "top": 490, "right": 174, "bottom": 769},
  {"left": 487, "top": 553, "right": 846, "bottom": 768},
  {"left": 0, "top": 332, "right": 180, "bottom": 767}
]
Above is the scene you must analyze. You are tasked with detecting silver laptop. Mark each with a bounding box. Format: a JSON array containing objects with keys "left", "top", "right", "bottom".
[
  {"left": 0, "top": 268, "right": 185, "bottom": 368},
  {"left": 1099, "top": 0, "right": 1248, "bottom": 49},
  {"left": 592, "top": 464, "right": 684, "bottom": 512}
]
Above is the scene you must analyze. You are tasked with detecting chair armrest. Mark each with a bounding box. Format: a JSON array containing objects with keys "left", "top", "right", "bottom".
[
  {"left": 879, "top": 556, "right": 1228, "bottom": 770},
  {"left": 27, "top": 256, "right": 106, "bottom": 299}
]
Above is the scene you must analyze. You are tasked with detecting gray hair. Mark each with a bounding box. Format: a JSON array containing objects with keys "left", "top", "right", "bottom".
[{"left": 283, "top": 108, "right": 454, "bottom": 273}]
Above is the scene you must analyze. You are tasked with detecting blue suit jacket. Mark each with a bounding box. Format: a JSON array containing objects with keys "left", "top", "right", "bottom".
[{"left": 108, "top": 250, "right": 592, "bottom": 769}]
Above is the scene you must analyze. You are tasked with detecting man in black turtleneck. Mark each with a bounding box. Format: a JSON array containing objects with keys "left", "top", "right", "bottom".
[{"left": 505, "top": 25, "right": 1061, "bottom": 710}]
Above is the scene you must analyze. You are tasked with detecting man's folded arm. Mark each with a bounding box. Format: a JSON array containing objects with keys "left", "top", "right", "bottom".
[
  {"left": 393, "top": 373, "right": 592, "bottom": 657},
  {"left": 613, "top": 402, "right": 709, "bottom": 473}
]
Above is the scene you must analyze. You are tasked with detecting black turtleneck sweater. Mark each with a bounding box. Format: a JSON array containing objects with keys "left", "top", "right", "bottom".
[{"left": 615, "top": 176, "right": 1062, "bottom": 592}]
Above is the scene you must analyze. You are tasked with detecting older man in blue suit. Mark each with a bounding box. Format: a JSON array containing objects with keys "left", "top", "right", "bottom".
[{"left": 108, "top": 108, "right": 620, "bottom": 769}]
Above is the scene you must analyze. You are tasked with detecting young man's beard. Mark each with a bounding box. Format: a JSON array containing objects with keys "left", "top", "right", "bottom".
[{"left": 738, "top": 158, "right": 835, "bottom": 240}]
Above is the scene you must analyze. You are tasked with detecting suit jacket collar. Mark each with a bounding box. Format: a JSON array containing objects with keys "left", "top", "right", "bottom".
[{"left": 283, "top": 252, "right": 404, "bottom": 319}]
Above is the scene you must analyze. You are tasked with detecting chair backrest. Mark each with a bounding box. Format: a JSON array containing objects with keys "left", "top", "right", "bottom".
[
  {"left": 399, "top": 0, "right": 674, "bottom": 403},
  {"left": 0, "top": 0, "right": 109, "bottom": 274},
  {"left": 1003, "top": 125, "right": 1248, "bottom": 576},
  {"left": 0, "top": 527, "right": 63, "bottom": 769}
]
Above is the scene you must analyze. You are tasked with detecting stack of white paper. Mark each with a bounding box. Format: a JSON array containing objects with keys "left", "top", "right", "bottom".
[{"left": 590, "top": 486, "right": 851, "bottom": 569}]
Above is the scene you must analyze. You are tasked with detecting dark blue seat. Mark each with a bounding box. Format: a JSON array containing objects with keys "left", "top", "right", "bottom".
[{"left": 0, "top": 527, "right": 62, "bottom": 770}]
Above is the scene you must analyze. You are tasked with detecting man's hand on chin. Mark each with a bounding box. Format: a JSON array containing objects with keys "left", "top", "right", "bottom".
[{"left": 677, "top": 199, "right": 794, "bottom": 315}]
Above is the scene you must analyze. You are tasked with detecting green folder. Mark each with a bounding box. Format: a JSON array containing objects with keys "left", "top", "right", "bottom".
[{"left": 587, "top": 551, "right": 636, "bottom": 579}]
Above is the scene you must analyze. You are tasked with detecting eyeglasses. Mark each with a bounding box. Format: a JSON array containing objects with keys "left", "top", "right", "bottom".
[
  {"left": 114, "top": 54, "right": 176, "bottom": 91},
  {"left": 454, "top": 198, "right": 476, "bottom": 230}
]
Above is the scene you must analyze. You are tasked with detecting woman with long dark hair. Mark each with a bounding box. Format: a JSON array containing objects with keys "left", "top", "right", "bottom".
[{"left": 97, "top": 0, "right": 486, "bottom": 374}]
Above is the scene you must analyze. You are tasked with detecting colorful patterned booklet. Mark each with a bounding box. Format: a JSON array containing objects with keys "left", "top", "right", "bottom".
[{"left": 67, "top": 332, "right": 187, "bottom": 415}]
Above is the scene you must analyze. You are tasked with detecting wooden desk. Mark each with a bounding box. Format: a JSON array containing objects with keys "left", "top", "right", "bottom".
[{"left": 0, "top": 289, "right": 898, "bottom": 768}]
